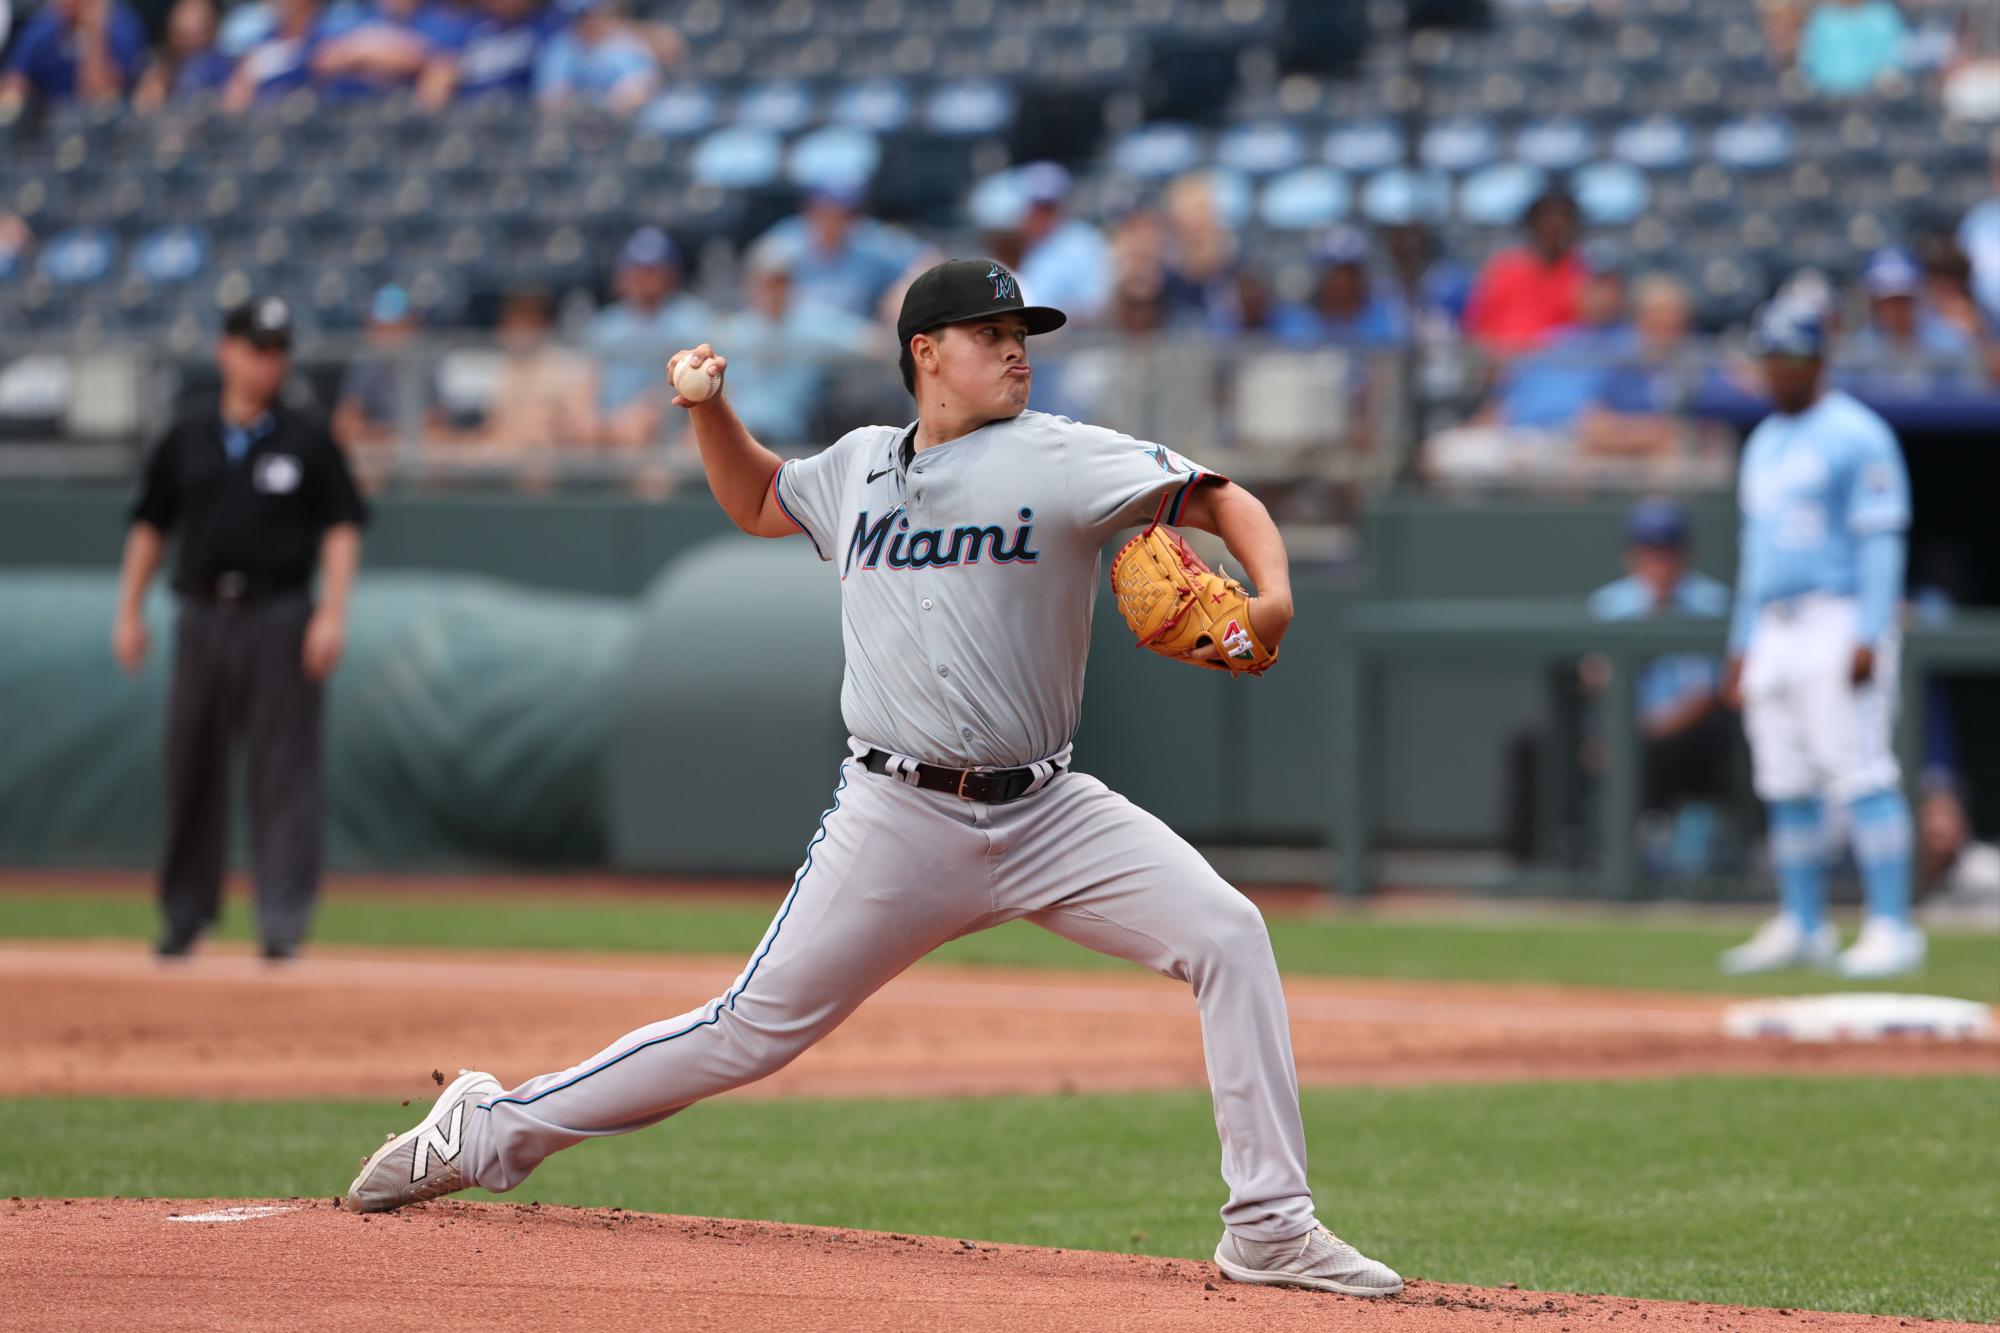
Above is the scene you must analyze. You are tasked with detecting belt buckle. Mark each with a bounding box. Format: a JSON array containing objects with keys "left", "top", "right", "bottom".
[{"left": 956, "top": 768, "right": 973, "bottom": 799}]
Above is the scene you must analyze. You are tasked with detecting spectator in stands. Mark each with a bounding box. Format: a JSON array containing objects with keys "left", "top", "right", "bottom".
[
  {"left": 1012, "top": 162, "right": 1111, "bottom": 326},
  {"left": 1463, "top": 186, "right": 1586, "bottom": 357},
  {"left": 221, "top": 0, "right": 322, "bottom": 110},
  {"left": 1576, "top": 273, "right": 1701, "bottom": 459},
  {"left": 1204, "top": 264, "right": 1278, "bottom": 337},
  {"left": 582, "top": 226, "right": 710, "bottom": 450},
  {"left": 133, "top": 0, "right": 233, "bottom": 110},
  {"left": 1585, "top": 500, "right": 1734, "bottom": 877},
  {"left": 1157, "top": 172, "right": 1238, "bottom": 327},
  {"left": 1383, "top": 222, "right": 1473, "bottom": 346},
  {"left": 1960, "top": 160, "right": 2000, "bottom": 330},
  {"left": 471, "top": 288, "right": 595, "bottom": 454},
  {"left": 534, "top": 0, "right": 658, "bottom": 117},
  {"left": 752, "top": 184, "right": 933, "bottom": 325},
  {"left": 0, "top": 213, "right": 31, "bottom": 281},
  {"left": 713, "top": 241, "right": 881, "bottom": 449},
  {"left": 416, "top": 0, "right": 556, "bottom": 107},
  {"left": 1490, "top": 253, "right": 1634, "bottom": 439},
  {"left": 311, "top": 0, "right": 456, "bottom": 99},
  {"left": 333, "top": 284, "right": 448, "bottom": 465},
  {"left": 1834, "top": 247, "right": 1986, "bottom": 393},
  {"left": 1916, "top": 775, "right": 2000, "bottom": 927},
  {"left": 1269, "top": 227, "right": 1406, "bottom": 349},
  {"left": 0, "top": 0, "right": 148, "bottom": 110},
  {"left": 1797, "top": 0, "right": 1910, "bottom": 95}
]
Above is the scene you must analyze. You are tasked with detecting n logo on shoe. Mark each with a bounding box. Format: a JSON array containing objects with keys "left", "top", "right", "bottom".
[{"left": 410, "top": 1102, "right": 465, "bottom": 1182}]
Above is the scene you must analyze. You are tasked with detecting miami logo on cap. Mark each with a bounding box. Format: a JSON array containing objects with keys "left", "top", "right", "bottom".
[{"left": 987, "top": 263, "right": 1018, "bottom": 301}]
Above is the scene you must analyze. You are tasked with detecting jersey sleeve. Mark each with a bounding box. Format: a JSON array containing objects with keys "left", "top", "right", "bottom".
[
  {"left": 129, "top": 426, "right": 182, "bottom": 531},
  {"left": 771, "top": 440, "right": 851, "bottom": 561},
  {"left": 1841, "top": 414, "right": 1910, "bottom": 538},
  {"left": 308, "top": 429, "right": 372, "bottom": 529},
  {"left": 1059, "top": 419, "right": 1226, "bottom": 544}
]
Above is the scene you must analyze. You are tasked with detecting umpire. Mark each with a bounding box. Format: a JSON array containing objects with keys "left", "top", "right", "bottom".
[{"left": 112, "top": 296, "right": 369, "bottom": 960}]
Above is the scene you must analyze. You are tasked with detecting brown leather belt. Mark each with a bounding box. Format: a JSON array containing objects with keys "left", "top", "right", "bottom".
[{"left": 859, "top": 749, "right": 1062, "bottom": 804}]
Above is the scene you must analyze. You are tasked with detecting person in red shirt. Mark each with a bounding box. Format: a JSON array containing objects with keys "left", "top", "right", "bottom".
[{"left": 1464, "top": 186, "right": 1587, "bottom": 357}]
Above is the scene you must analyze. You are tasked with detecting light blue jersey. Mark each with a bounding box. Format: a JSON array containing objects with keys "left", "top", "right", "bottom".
[
  {"left": 1728, "top": 390, "right": 1909, "bottom": 652},
  {"left": 1588, "top": 572, "right": 1729, "bottom": 728}
]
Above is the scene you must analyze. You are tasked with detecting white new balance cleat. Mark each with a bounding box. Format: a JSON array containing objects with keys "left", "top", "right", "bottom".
[
  {"left": 1835, "top": 918, "right": 1926, "bottom": 979},
  {"left": 1215, "top": 1223, "right": 1404, "bottom": 1297},
  {"left": 1718, "top": 916, "right": 1839, "bottom": 975},
  {"left": 344, "top": 1069, "right": 500, "bottom": 1213}
]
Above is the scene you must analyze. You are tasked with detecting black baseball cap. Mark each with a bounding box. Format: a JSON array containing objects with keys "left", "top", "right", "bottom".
[
  {"left": 222, "top": 295, "right": 294, "bottom": 351},
  {"left": 895, "top": 258, "right": 1066, "bottom": 348}
]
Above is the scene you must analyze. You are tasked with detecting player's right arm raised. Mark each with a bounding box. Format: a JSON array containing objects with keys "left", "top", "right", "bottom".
[{"left": 668, "top": 344, "right": 796, "bottom": 539}]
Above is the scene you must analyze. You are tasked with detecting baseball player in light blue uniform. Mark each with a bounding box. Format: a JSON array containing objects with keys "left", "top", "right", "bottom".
[
  {"left": 341, "top": 260, "right": 1404, "bottom": 1300},
  {"left": 1718, "top": 304, "right": 1922, "bottom": 978}
]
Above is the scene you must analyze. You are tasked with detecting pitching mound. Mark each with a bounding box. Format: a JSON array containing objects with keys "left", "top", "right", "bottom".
[{"left": 2, "top": 1198, "right": 1983, "bottom": 1332}]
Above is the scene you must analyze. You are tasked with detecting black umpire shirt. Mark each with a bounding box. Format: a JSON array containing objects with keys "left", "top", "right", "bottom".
[{"left": 130, "top": 404, "right": 370, "bottom": 595}]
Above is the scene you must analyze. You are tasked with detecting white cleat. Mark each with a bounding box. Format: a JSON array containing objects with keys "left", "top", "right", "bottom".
[
  {"left": 1215, "top": 1223, "right": 1404, "bottom": 1297},
  {"left": 1718, "top": 916, "right": 1839, "bottom": 975},
  {"left": 344, "top": 1069, "right": 500, "bottom": 1213},
  {"left": 1836, "top": 918, "right": 1926, "bottom": 979}
]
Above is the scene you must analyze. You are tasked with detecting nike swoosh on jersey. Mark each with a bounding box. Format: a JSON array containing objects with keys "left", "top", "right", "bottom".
[{"left": 866, "top": 467, "right": 895, "bottom": 484}]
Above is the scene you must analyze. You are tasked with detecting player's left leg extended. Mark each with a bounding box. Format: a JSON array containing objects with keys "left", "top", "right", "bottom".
[{"left": 989, "top": 770, "right": 1402, "bottom": 1296}]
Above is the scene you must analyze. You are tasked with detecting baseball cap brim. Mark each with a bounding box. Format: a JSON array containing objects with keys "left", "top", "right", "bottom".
[{"left": 920, "top": 303, "right": 1067, "bottom": 337}]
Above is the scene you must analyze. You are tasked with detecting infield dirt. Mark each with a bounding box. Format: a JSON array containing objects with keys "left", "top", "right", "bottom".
[{"left": 4, "top": 1197, "right": 1991, "bottom": 1333}]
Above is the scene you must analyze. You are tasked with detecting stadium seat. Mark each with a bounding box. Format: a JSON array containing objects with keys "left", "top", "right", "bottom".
[
  {"left": 636, "top": 84, "right": 722, "bottom": 139},
  {"left": 1321, "top": 118, "right": 1403, "bottom": 174},
  {"left": 1513, "top": 118, "right": 1596, "bottom": 171},
  {"left": 1710, "top": 114, "right": 1795, "bottom": 173},
  {"left": 735, "top": 80, "right": 819, "bottom": 134},
  {"left": 691, "top": 126, "right": 784, "bottom": 189},
  {"left": 787, "top": 125, "right": 881, "bottom": 194},
  {"left": 131, "top": 225, "right": 210, "bottom": 286},
  {"left": 1573, "top": 160, "right": 1650, "bottom": 226},
  {"left": 1359, "top": 167, "right": 1450, "bottom": 226},
  {"left": 1456, "top": 161, "right": 1545, "bottom": 228},
  {"left": 1610, "top": 115, "right": 1697, "bottom": 171},
  {"left": 922, "top": 78, "right": 1015, "bottom": 136},
  {"left": 38, "top": 226, "right": 118, "bottom": 287},
  {"left": 828, "top": 78, "right": 915, "bottom": 132},
  {"left": 1109, "top": 122, "right": 1205, "bottom": 180},
  {"left": 1420, "top": 117, "right": 1501, "bottom": 174},
  {"left": 1256, "top": 166, "right": 1352, "bottom": 231},
  {"left": 1214, "top": 120, "right": 1307, "bottom": 176}
]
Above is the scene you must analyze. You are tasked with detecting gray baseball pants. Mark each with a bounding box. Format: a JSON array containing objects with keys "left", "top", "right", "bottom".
[
  {"left": 159, "top": 592, "right": 324, "bottom": 950},
  {"left": 464, "top": 751, "right": 1317, "bottom": 1241}
]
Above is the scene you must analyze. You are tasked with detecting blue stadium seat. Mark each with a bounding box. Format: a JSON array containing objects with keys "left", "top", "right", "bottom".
[
  {"left": 1321, "top": 118, "right": 1402, "bottom": 174},
  {"left": 636, "top": 84, "right": 722, "bottom": 139},
  {"left": 787, "top": 125, "right": 881, "bottom": 194},
  {"left": 1256, "top": 166, "right": 1352, "bottom": 231},
  {"left": 922, "top": 78, "right": 1015, "bottom": 136},
  {"left": 691, "top": 126, "right": 784, "bottom": 189},
  {"left": 1610, "top": 115, "right": 1697, "bottom": 171},
  {"left": 1513, "top": 118, "right": 1596, "bottom": 172},
  {"left": 735, "top": 79, "right": 819, "bottom": 134},
  {"left": 1359, "top": 167, "right": 1450, "bottom": 226},
  {"left": 1109, "top": 122, "right": 1204, "bottom": 180},
  {"left": 828, "top": 78, "right": 915, "bottom": 133},
  {"left": 39, "top": 226, "right": 119, "bottom": 287},
  {"left": 131, "top": 225, "right": 210, "bottom": 286},
  {"left": 1420, "top": 118, "right": 1501, "bottom": 174},
  {"left": 1456, "top": 161, "right": 1545, "bottom": 228},
  {"left": 1573, "top": 160, "right": 1650, "bottom": 226},
  {"left": 1710, "top": 114, "right": 1795, "bottom": 173},
  {"left": 1213, "top": 120, "right": 1307, "bottom": 176}
]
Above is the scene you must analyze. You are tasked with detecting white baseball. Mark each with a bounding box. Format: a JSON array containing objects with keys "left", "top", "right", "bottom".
[{"left": 674, "top": 355, "right": 720, "bottom": 403}]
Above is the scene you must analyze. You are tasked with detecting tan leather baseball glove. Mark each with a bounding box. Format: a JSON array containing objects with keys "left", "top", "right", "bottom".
[{"left": 1109, "top": 525, "right": 1278, "bottom": 675}]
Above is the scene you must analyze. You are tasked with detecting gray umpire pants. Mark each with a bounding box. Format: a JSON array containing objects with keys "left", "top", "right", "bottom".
[{"left": 159, "top": 591, "right": 324, "bottom": 949}]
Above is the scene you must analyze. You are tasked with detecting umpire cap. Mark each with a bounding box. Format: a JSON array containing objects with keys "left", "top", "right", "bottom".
[
  {"left": 222, "top": 295, "right": 294, "bottom": 351},
  {"left": 896, "top": 258, "right": 1066, "bottom": 348}
]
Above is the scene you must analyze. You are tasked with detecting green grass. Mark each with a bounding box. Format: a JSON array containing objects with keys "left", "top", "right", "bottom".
[
  {"left": 3, "top": 1077, "right": 1995, "bottom": 1321},
  {"left": 4, "top": 888, "right": 1997, "bottom": 1001}
]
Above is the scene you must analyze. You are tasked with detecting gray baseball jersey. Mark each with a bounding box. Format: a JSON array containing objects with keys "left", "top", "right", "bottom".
[
  {"left": 459, "top": 406, "right": 1330, "bottom": 1247},
  {"left": 772, "top": 409, "right": 1218, "bottom": 768}
]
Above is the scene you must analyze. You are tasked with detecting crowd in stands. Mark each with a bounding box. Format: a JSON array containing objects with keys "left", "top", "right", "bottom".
[{"left": 3, "top": 0, "right": 1999, "bottom": 490}]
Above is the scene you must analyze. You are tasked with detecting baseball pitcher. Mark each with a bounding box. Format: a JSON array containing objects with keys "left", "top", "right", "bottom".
[
  {"left": 340, "top": 258, "right": 1402, "bottom": 1298},
  {"left": 1718, "top": 302, "right": 1922, "bottom": 979}
]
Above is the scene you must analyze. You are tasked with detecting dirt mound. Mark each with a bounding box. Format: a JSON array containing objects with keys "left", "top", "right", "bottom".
[
  {"left": 0, "top": 1197, "right": 1980, "bottom": 1332},
  {"left": 3, "top": 943, "right": 1994, "bottom": 1101}
]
